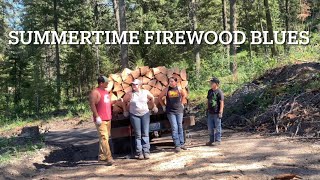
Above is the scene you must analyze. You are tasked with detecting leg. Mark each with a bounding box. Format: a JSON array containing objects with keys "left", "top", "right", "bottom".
[
  {"left": 95, "top": 121, "right": 113, "bottom": 161},
  {"left": 176, "top": 113, "right": 185, "bottom": 146},
  {"left": 207, "top": 113, "right": 215, "bottom": 143},
  {"left": 130, "top": 114, "right": 142, "bottom": 155},
  {"left": 214, "top": 115, "right": 222, "bottom": 142},
  {"left": 167, "top": 113, "right": 180, "bottom": 147},
  {"left": 141, "top": 112, "right": 150, "bottom": 154}
]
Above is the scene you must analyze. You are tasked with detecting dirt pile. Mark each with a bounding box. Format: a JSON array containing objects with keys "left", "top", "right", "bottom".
[{"left": 224, "top": 62, "right": 320, "bottom": 137}]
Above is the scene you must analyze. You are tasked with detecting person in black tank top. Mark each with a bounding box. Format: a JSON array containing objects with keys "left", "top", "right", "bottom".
[{"left": 159, "top": 77, "right": 187, "bottom": 152}]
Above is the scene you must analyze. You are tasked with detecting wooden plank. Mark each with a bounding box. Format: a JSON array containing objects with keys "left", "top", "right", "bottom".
[
  {"left": 123, "top": 74, "right": 134, "bottom": 84},
  {"left": 148, "top": 79, "right": 157, "bottom": 87},
  {"left": 110, "top": 73, "right": 122, "bottom": 83},
  {"left": 180, "top": 69, "right": 187, "bottom": 80},
  {"left": 139, "top": 66, "right": 150, "bottom": 76},
  {"left": 142, "top": 85, "right": 152, "bottom": 91},
  {"left": 145, "top": 70, "right": 154, "bottom": 79},
  {"left": 130, "top": 69, "right": 140, "bottom": 79}
]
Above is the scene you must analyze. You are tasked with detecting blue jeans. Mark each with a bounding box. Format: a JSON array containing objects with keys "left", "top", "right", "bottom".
[
  {"left": 167, "top": 113, "right": 184, "bottom": 147},
  {"left": 130, "top": 112, "right": 150, "bottom": 154},
  {"left": 207, "top": 113, "right": 222, "bottom": 142}
]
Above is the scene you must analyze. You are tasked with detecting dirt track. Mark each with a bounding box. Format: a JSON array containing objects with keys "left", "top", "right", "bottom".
[{"left": 1, "top": 120, "right": 319, "bottom": 180}]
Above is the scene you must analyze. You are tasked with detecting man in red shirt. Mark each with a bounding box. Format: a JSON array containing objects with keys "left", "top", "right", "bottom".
[{"left": 89, "top": 76, "right": 117, "bottom": 166}]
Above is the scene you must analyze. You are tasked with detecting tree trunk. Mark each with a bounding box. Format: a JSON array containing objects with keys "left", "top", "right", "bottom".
[
  {"left": 284, "top": 0, "right": 290, "bottom": 53},
  {"left": 53, "top": 0, "right": 61, "bottom": 107},
  {"left": 190, "top": 0, "right": 200, "bottom": 78},
  {"left": 229, "top": 0, "right": 237, "bottom": 81},
  {"left": 113, "top": 0, "right": 128, "bottom": 69},
  {"left": 222, "top": 0, "right": 230, "bottom": 60},
  {"left": 264, "top": 0, "right": 277, "bottom": 57},
  {"left": 94, "top": 0, "right": 100, "bottom": 75}
]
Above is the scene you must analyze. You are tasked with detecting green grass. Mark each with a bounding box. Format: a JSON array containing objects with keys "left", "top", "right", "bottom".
[{"left": 0, "top": 136, "right": 45, "bottom": 165}]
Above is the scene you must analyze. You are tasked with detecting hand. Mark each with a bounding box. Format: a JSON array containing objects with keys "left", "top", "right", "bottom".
[
  {"left": 182, "top": 104, "right": 185, "bottom": 109},
  {"left": 95, "top": 116, "right": 102, "bottom": 125},
  {"left": 218, "top": 112, "right": 223, "bottom": 119},
  {"left": 152, "top": 106, "right": 158, "bottom": 113},
  {"left": 123, "top": 111, "right": 129, "bottom": 117},
  {"left": 162, "top": 106, "right": 166, "bottom": 112}
]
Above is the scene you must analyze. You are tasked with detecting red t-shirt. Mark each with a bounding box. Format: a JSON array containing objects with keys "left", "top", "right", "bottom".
[{"left": 94, "top": 88, "right": 112, "bottom": 121}]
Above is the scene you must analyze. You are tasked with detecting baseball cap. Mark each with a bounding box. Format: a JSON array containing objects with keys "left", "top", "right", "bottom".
[
  {"left": 208, "top": 77, "right": 220, "bottom": 84},
  {"left": 132, "top": 79, "right": 141, "bottom": 85},
  {"left": 97, "top": 76, "right": 109, "bottom": 83}
]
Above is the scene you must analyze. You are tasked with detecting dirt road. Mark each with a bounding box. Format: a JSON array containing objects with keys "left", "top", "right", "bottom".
[{"left": 1, "top": 121, "right": 320, "bottom": 180}]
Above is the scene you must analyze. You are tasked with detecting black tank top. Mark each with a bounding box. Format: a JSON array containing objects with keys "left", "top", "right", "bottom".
[{"left": 166, "top": 86, "right": 183, "bottom": 114}]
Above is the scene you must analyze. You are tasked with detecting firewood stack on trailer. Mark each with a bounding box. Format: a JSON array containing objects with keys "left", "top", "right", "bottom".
[{"left": 107, "top": 66, "right": 189, "bottom": 116}]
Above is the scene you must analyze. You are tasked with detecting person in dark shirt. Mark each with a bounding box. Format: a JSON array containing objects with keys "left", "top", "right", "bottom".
[
  {"left": 159, "top": 77, "right": 187, "bottom": 152},
  {"left": 206, "top": 77, "right": 224, "bottom": 146}
]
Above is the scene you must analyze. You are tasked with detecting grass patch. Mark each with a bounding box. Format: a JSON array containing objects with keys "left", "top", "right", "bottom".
[{"left": 0, "top": 135, "right": 45, "bottom": 165}]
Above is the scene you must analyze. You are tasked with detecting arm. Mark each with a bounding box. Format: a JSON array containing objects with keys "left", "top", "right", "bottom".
[
  {"left": 180, "top": 88, "right": 186, "bottom": 104},
  {"left": 122, "top": 92, "right": 132, "bottom": 112},
  {"left": 89, "top": 90, "right": 99, "bottom": 118},
  {"left": 158, "top": 87, "right": 168, "bottom": 107},
  {"left": 146, "top": 90, "right": 155, "bottom": 107},
  {"left": 219, "top": 91, "right": 225, "bottom": 118}
]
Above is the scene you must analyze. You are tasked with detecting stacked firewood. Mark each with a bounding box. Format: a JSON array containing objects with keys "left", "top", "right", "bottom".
[{"left": 107, "top": 66, "right": 188, "bottom": 114}]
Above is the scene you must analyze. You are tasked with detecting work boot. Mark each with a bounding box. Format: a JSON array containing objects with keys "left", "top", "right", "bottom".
[
  {"left": 206, "top": 141, "right": 213, "bottom": 146},
  {"left": 181, "top": 145, "right": 188, "bottom": 150},
  {"left": 144, "top": 153, "right": 150, "bottom": 159},
  {"left": 137, "top": 153, "right": 144, "bottom": 160},
  {"left": 175, "top": 147, "right": 181, "bottom": 153}
]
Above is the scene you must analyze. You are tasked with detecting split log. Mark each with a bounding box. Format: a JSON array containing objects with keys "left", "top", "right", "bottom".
[
  {"left": 139, "top": 66, "right": 150, "bottom": 76},
  {"left": 167, "top": 69, "right": 174, "bottom": 78},
  {"left": 155, "top": 73, "right": 168, "bottom": 86},
  {"left": 152, "top": 67, "right": 161, "bottom": 75},
  {"left": 142, "top": 85, "right": 152, "bottom": 91},
  {"left": 113, "top": 82, "right": 123, "bottom": 92},
  {"left": 172, "top": 67, "right": 180, "bottom": 75},
  {"left": 123, "top": 74, "right": 134, "bottom": 84},
  {"left": 180, "top": 69, "right": 187, "bottom": 80},
  {"left": 122, "top": 83, "right": 130, "bottom": 89},
  {"left": 145, "top": 70, "right": 154, "bottom": 79},
  {"left": 157, "top": 66, "right": 167, "bottom": 74},
  {"left": 121, "top": 68, "right": 132, "bottom": 81},
  {"left": 181, "top": 81, "right": 188, "bottom": 89},
  {"left": 123, "top": 86, "right": 132, "bottom": 93},
  {"left": 110, "top": 73, "right": 122, "bottom": 83},
  {"left": 111, "top": 93, "right": 118, "bottom": 101},
  {"left": 150, "top": 87, "right": 162, "bottom": 97},
  {"left": 148, "top": 79, "right": 157, "bottom": 87},
  {"left": 117, "top": 91, "right": 125, "bottom": 99},
  {"left": 142, "top": 76, "right": 151, "bottom": 84},
  {"left": 155, "top": 81, "right": 163, "bottom": 90},
  {"left": 106, "top": 79, "right": 114, "bottom": 92},
  {"left": 131, "top": 69, "right": 140, "bottom": 79}
]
